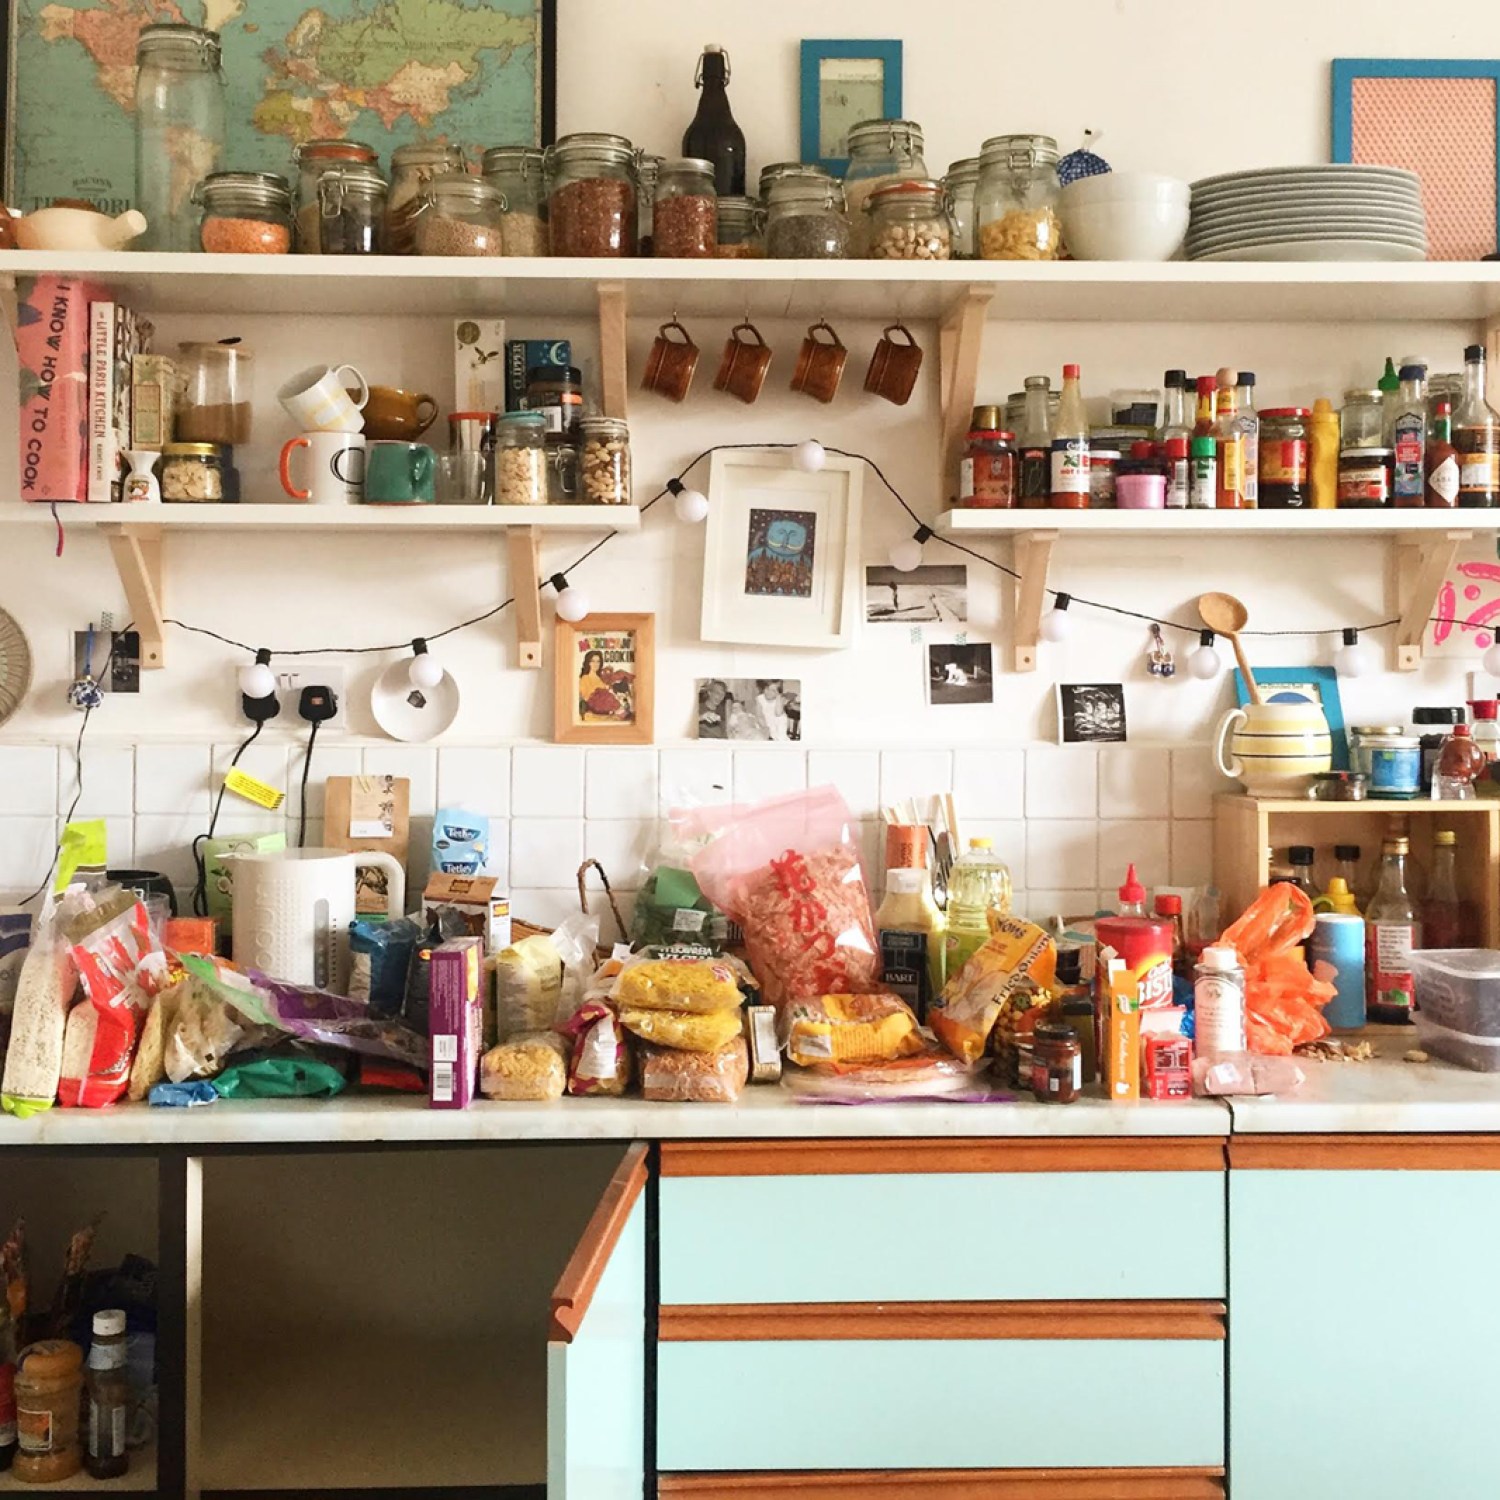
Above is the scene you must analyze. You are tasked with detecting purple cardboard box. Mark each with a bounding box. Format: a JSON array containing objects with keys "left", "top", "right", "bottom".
[{"left": 428, "top": 936, "right": 484, "bottom": 1109}]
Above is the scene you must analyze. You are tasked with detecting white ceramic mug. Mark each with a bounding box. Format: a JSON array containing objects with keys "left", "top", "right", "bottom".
[
  {"left": 280, "top": 431, "right": 365, "bottom": 505},
  {"left": 278, "top": 363, "right": 369, "bottom": 434}
]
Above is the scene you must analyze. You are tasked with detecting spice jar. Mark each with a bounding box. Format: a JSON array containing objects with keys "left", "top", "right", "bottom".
[
  {"left": 651, "top": 157, "right": 717, "bottom": 258},
  {"left": 413, "top": 174, "right": 505, "bottom": 256},
  {"left": 842, "top": 119, "right": 928, "bottom": 256},
  {"left": 386, "top": 142, "right": 466, "bottom": 254},
  {"left": 1088, "top": 447, "right": 1122, "bottom": 508},
  {"left": 525, "top": 364, "right": 583, "bottom": 437},
  {"left": 866, "top": 178, "right": 953, "bottom": 261},
  {"left": 976, "top": 133, "right": 1062, "bottom": 260},
  {"left": 579, "top": 415, "right": 631, "bottom": 505},
  {"left": 196, "top": 170, "right": 292, "bottom": 253},
  {"left": 1338, "top": 448, "right": 1393, "bottom": 507},
  {"left": 493, "top": 412, "right": 547, "bottom": 505},
  {"left": 1340, "top": 388, "right": 1386, "bottom": 450},
  {"left": 1259, "top": 407, "right": 1311, "bottom": 508},
  {"left": 716, "top": 195, "right": 764, "bottom": 258},
  {"left": 766, "top": 175, "right": 849, "bottom": 259},
  {"left": 161, "top": 442, "right": 226, "bottom": 501},
  {"left": 1031, "top": 1022, "right": 1082, "bottom": 1104},
  {"left": 135, "top": 24, "right": 225, "bottom": 252},
  {"left": 480, "top": 145, "right": 549, "bottom": 256},
  {"left": 957, "top": 429, "right": 1017, "bottom": 508},
  {"left": 1351, "top": 726, "right": 1422, "bottom": 799},
  {"left": 943, "top": 157, "right": 980, "bottom": 258},
  {"left": 293, "top": 139, "right": 378, "bottom": 251},
  {"left": 175, "top": 340, "right": 253, "bottom": 445},
  {"left": 14, "top": 1341, "right": 83, "bottom": 1484},
  {"left": 546, "top": 132, "right": 639, "bottom": 257}
]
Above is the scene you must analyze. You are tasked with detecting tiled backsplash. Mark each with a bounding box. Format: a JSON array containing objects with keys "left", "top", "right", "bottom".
[{"left": 0, "top": 740, "right": 1233, "bottom": 931}]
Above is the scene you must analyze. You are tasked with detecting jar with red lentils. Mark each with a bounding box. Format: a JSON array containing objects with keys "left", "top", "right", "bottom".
[
  {"left": 546, "top": 133, "right": 640, "bottom": 257},
  {"left": 196, "top": 171, "right": 293, "bottom": 253}
]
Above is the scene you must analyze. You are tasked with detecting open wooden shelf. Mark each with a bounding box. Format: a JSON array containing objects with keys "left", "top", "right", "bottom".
[
  {"left": 936, "top": 509, "right": 1500, "bottom": 538},
  {"left": 0, "top": 502, "right": 641, "bottom": 533}
]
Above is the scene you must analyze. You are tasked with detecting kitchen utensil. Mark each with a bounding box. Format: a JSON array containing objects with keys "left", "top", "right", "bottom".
[
  {"left": 641, "top": 319, "right": 699, "bottom": 402},
  {"left": 362, "top": 385, "right": 439, "bottom": 441},
  {"left": 713, "top": 321, "right": 773, "bottom": 404},
  {"left": 278, "top": 363, "right": 369, "bottom": 433},
  {"left": 864, "top": 322, "right": 924, "bottom": 405},
  {"left": 230, "top": 846, "right": 405, "bottom": 990},
  {"left": 371, "top": 657, "right": 460, "bottom": 741},
  {"left": 364, "top": 441, "right": 435, "bottom": 504},
  {"left": 1198, "top": 592, "right": 1262, "bottom": 705},
  {"left": 15, "top": 205, "right": 147, "bottom": 251},
  {"left": 790, "top": 319, "right": 847, "bottom": 403},
  {"left": 0, "top": 608, "right": 33, "bottom": 728},
  {"left": 279, "top": 431, "right": 365, "bottom": 504},
  {"left": 1215, "top": 699, "right": 1333, "bottom": 797}
]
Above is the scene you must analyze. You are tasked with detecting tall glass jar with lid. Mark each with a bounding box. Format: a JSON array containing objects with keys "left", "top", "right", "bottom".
[
  {"left": 305, "top": 163, "right": 386, "bottom": 255},
  {"left": 976, "top": 134, "right": 1062, "bottom": 260},
  {"left": 841, "top": 119, "right": 927, "bottom": 255},
  {"left": 943, "top": 157, "right": 980, "bottom": 258},
  {"left": 386, "top": 143, "right": 466, "bottom": 253},
  {"left": 653, "top": 158, "right": 717, "bottom": 257},
  {"left": 293, "top": 140, "right": 377, "bottom": 251},
  {"left": 716, "top": 196, "right": 764, "bottom": 258},
  {"left": 413, "top": 175, "right": 506, "bottom": 256},
  {"left": 195, "top": 171, "right": 293, "bottom": 253},
  {"left": 481, "top": 146, "right": 549, "bottom": 256},
  {"left": 765, "top": 176, "right": 849, "bottom": 259},
  {"left": 866, "top": 179, "right": 952, "bottom": 260},
  {"left": 546, "top": 133, "right": 640, "bottom": 257},
  {"left": 135, "top": 24, "right": 225, "bottom": 252}
]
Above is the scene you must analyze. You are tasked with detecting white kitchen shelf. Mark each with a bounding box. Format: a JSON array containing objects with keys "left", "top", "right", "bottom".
[
  {"left": 936, "top": 508, "right": 1500, "bottom": 538},
  {"left": 0, "top": 501, "right": 641, "bottom": 533}
]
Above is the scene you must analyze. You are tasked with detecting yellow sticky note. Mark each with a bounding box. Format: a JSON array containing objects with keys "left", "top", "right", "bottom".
[{"left": 224, "top": 768, "right": 284, "bottom": 811}]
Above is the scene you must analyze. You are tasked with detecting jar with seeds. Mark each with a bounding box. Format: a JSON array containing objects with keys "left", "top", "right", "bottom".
[
  {"left": 414, "top": 174, "right": 506, "bottom": 255},
  {"left": 481, "top": 145, "right": 549, "bottom": 256},
  {"left": 579, "top": 415, "right": 631, "bottom": 505}
]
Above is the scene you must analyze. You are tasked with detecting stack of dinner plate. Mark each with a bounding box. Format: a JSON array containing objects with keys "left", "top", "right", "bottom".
[{"left": 1186, "top": 166, "right": 1428, "bottom": 261}]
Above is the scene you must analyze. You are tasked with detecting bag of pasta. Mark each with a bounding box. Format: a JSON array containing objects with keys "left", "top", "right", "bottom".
[
  {"left": 619, "top": 1005, "right": 744, "bottom": 1054},
  {"left": 558, "top": 1000, "right": 631, "bottom": 1097},
  {"left": 784, "top": 992, "right": 925, "bottom": 1068},
  {"left": 611, "top": 947, "right": 753, "bottom": 1014},
  {"left": 480, "top": 1031, "right": 569, "bottom": 1101},
  {"left": 640, "top": 1035, "right": 749, "bottom": 1103}
]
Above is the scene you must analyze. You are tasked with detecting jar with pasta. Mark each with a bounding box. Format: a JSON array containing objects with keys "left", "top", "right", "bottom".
[
  {"left": 546, "top": 132, "right": 639, "bottom": 257},
  {"left": 653, "top": 157, "right": 717, "bottom": 257},
  {"left": 977, "top": 133, "right": 1062, "bottom": 260},
  {"left": 293, "top": 139, "right": 377, "bottom": 251},
  {"left": 414, "top": 174, "right": 505, "bottom": 256},
  {"left": 196, "top": 171, "right": 292, "bottom": 253},
  {"left": 161, "top": 443, "right": 226, "bottom": 502},
  {"left": 716, "top": 195, "right": 764, "bottom": 257},
  {"left": 841, "top": 118, "right": 927, "bottom": 256},
  {"left": 943, "top": 156, "right": 980, "bottom": 258},
  {"left": 493, "top": 412, "right": 547, "bottom": 505},
  {"left": 866, "top": 178, "right": 952, "bottom": 260},
  {"left": 579, "top": 415, "right": 631, "bottom": 505},
  {"left": 480, "top": 145, "right": 549, "bottom": 256},
  {"left": 386, "top": 142, "right": 466, "bottom": 254},
  {"left": 765, "top": 175, "right": 849, "bottom": 259}
]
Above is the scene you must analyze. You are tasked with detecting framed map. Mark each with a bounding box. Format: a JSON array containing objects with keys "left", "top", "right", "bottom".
[{"left": 3, "top": 0, "right": 556, "bottom": 213}]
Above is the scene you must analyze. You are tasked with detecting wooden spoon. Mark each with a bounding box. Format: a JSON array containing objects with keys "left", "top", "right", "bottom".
[{"left": 1198, "top": 591, "right": 1263, "bottom": 705}]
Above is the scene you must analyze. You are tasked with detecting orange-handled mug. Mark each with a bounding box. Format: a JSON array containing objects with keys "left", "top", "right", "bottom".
[{"left": 280, "top": 431, "right": 365, "bottom": 505}]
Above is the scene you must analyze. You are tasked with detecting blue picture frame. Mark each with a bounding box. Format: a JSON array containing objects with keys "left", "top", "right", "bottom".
[
  {"left": 800, "top": 39, "right": 903, "bottom": 175},
  {"left": 1331, "top": 57, "right": 1500, "bottom": 254},
  {"left": 1233, "top": 667, "right": 1349, "bottom": 771}
]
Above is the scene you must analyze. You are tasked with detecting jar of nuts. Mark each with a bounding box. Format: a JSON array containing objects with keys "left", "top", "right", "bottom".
[
  {"left": 386, "top": 142, "right": 467, "bottom": 254},
  {"left": 493, "top": 412, "right": 547, "bottom": 505},
  {"left": 977, "top": 134, "right": 1062, "bottom": 260},
  {"left": 653, "top": 157, "right": 717, "bottom": 258},
  {"left": 414, "top": 173, "right": 506, "bottom": 256},
  {"left": 161, "top": 443, "right": 226, "bottom": 502},
  {"left": 765, "top": 175, "right": 849, "bottom": 260},
  {"left": 196, "top": 171, "right": 293, "bottom": 253},
  {"left": 481, "top": 145, "right": 549, "bottom": 256},
  {"left": 716, "top": 195, "right": 764, "bottom": 258},
  {"left": 942, "top": 156, "right": 980, "bottom": 259},
  {"left": 579, "top": 415, "right": 632, "bottom": 505},
  {"left": 546, "top": 132, "right": 640, "bottom": 257},
  {"left": 866, "top": 179, "right": 953, "bottom": 261},
  {"left": 841, "top": 118, "right": 928, "bottom": 256}
]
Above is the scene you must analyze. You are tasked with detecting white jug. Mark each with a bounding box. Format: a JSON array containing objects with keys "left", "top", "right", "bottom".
[{"left": 230, "top": 847, "right": 405, "bottom": 991}]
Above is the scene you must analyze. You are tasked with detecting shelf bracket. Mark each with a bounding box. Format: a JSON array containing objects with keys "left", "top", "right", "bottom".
[
  {"left": 1011, "top": 529, "right": 1058, "bottom": 673},
  {"left": 508, "top": 525, "right": 544, "bottom": 670},
  {"left": 1395, "top": 528, "right": 1471, "bottom": 671},
  {"left": 937, "top": 284, "right": 994, "bottom": 504},
  {"left": 598, "top": 280, "right": 628, "bottom": 420},
  {"left": 100, "top": 523, "right": 166, "bottom": 669}
]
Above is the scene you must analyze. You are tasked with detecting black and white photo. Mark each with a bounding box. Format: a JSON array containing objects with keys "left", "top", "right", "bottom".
[
  {"left": 865, "top": 564, "right": 967, "bottom": 624},
  {"left": 1057, "top": 683, "right": 1128, "bottom": 743},
  {"left": 926, "top": 644, "right": 993, "bottom": 706},
  {"left": 696, "top": 678, "right": 803, "bottom": 741}
]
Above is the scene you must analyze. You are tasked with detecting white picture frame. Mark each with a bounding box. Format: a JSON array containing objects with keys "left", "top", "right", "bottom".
[{"left": 700, "top": 449, "right": 863, "bottom": 649}]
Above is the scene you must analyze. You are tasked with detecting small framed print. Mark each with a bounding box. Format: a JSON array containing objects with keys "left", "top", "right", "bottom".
[
  {"left": 553, "top": 613, "right": 655, "bottom": 745},
  {"left": 800, "top": 39, "right": 903, "bottom": 174}
]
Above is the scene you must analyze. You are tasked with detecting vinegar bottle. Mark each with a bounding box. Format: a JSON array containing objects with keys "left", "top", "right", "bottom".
[
  {"left": 1366, "top": 836, "right": 1420, "bottom": 1024},
  {"left": 1455, "top": 343, "right": 1500, "bottom": 508}
]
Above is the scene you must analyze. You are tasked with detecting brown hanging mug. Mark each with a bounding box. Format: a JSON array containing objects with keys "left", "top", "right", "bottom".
[
  {"left": 864, "top": 322, "right": 924, "bottom": 406},
  {"left": 713, "top": 320, "right": 773, "bottom": 404},
  {"left": 641, "top": 318, "right": 699, "bottom": 403},
  {"left": 790, "top": 319, "right": 847, "bottom": 404}
]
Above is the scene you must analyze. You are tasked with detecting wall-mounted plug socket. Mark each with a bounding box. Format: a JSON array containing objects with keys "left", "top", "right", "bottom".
[{"left": 230, "top": 664, "right": 348, "bottom": 731}]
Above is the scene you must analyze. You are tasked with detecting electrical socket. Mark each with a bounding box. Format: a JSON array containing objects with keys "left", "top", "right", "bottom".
[{"left": 232, "top": 664, "right": 348, "bottom": 731}]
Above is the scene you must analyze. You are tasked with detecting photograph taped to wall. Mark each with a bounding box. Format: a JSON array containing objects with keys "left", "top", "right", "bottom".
[
  {"left": 696, "top": 678, "right": 802, "bottom": 742},
  {"left": 927, "top": 643, "right": 993, "bottom": 706},
  {"left": 865, "top": 564, "right": 967, "bottom": 623},
  {"left": 1057, "top": 683, "right": 1127, "bottom": 744}
]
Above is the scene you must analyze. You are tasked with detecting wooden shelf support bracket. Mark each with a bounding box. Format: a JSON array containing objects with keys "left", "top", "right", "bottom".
[
  {"left": 508, "top": 525, "right": 544, "bottom": 670},
  {"left": 937, "top": 284, "right": 994, "bottom": 503},
  {"left": 1012, "top": 529, "right": 1059, "bottom": 674},
  {"left": 101, "top": 523, "right": 166, "bottom": 669},
  {"left": 1395, "top": 528, "right": 1472, "bottom": 671},
  {"left": 598, "top": 280, "right": 629, "bottom": 420}
]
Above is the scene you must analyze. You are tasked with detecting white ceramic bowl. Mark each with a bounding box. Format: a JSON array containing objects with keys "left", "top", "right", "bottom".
[
  {"left": 1058, "top": 171, "right": 1190, "bottom": 209},
  {"left": 1060, "top": 178, "right": 1190, "bottom": 261}
]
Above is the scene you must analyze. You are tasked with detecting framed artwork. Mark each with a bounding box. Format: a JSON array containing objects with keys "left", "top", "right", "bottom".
[
  {"left": 1332, "top": 58, "right": 1500, "bottom": 260},
  {"left": 1234, "top": 666, "right": 1348, "bottom": 770},
  {"left": 700, "top": 449, "right": 863, "bottom": 649},
  {"left": 4, "top": 0, "right": 557, "bottom": 213},
  {"left": 1057, "top": 684, "right": 1128, "bottom": 745},
  {"left": 553, "top": 613, "right": 654, "bottom": 746},
  {"left": 800, "top": 39, "right": 902, "bottom": 175}
]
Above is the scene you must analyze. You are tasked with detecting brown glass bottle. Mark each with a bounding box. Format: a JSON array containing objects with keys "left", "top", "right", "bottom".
[
  {"left": 683, "top": 46, "right": 746, "bottom": 197},
  {"left": 1454, "top": 344, "right": 1499, "bottom": 507}
]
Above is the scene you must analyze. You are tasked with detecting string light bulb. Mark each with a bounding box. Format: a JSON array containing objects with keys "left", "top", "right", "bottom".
[
  {"left": 888, "top": 525, "right": 933, "bottom": 573},
  {"left": 238, "top": 648, "right": 276, "bottom": 702},
  {"left": 1335, "top": 626, "right": 1379, "bottom": 678},
  {"left": 1484, "top": 639, "right": 1500, "bottom": 679},
  {"left": 793, "top": 438, "right": 826, "bottom": 472},
  {"left": 1188, "top": 629, "right": 1223, "bottom": 680},
  {"left": 408, "top": 638, "right": 443, "bottom": 690},
  {"left": 1039, "top": 593, "right": 1073, "bottom": 643},
  {"left": 551, "top": 572, "right": 589, "bottom": 623},
  {"left": 667, "top": 477, "right": 709, "bottom": 524}
]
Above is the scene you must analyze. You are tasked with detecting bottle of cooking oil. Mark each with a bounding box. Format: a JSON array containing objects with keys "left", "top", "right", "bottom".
[{"left": 943, "top": 837, "right": 1012, "bottom": 980}]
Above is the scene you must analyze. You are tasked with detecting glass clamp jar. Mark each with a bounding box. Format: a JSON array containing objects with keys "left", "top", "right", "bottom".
[
  {"left": 958, "top": 429, "right": 1017, "bottom": 508},
  {"left": 135, "top": 24, "right": 225, "bottom": 253},
  {"left": 545, "top": 434, "right": 580, "bottom": 504},
  {"left": 493, "top": 412, "right": 548, "bottom": 505},
  {"left": 977, "top": 133, "right": 1062, "bottom": 260},
  {"left": 943, "top": 157, "right": 980, "bottom": 259},
  {"left": 758, "top": 161, "right": 832, "bottom": 200},
  {"left": 765, "top": 175, "right": 849, "bottom": 259},
  {"left": 716, "top": 195, "right": 764, "bottom": 258},
  {"left": 195, "top": 170, "right": 291, "bottom": 253},
  {"left": 546, "top": 133, "right": 640, "bottom": 257},
  {"left": 481, "top": 145, "right": 549, "bottom": 257},
  {"left": 842, "top": 118, "right": 928, "bottom": 256},
  {"left": 1258, "top": 407, "right": 1311, "bottom": 508},
  {"left": 161, "top": 443, "right": 226, "bottom": 501},
  {"left": 413, "top": 174, "right": 506, "bottom": 256},
  {"left": 866, "top": 178, "right": 953, "bottom": 261},
  {"left": 303, "top": 162, "right": 386, "bottom": 255},
  {"left": 293, "top": 139, "right": 378, "bottom": 251},
  {"left": 579, "top": 415, "right": 632, "bottom": 505},
  {"left": 386, "top": 142, "right": 467, "bottom": 254},
  {"left": 653, "top": 157, "right": 718, "bottom": 257}
]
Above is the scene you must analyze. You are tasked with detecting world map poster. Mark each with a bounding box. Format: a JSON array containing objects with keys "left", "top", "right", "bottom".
[{"left": 6, "top": 0, "right": 551, "bottom": 212}]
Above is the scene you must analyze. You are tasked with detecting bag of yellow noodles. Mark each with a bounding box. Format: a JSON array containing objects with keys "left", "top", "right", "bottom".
[
  {"left": 930, "top": 915, "right": 1057, "bottom": 1063},
  {"left": 784, "top": 992, "right": 924, "bottom": 1068},
  {"left": 610, "top": 948, "right": 753, "bottom": 1014},
  {"left": 618, "top": 1006, "right": 744, "bottom": 1054}
]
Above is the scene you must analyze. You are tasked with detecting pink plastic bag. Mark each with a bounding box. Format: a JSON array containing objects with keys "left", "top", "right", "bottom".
[{"left": 693, "top": 786, "right": 879, "bottom": 1009}]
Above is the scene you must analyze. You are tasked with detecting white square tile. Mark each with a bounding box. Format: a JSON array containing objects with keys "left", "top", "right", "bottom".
[
  {"left": 659, "top": 748, "right": 732, "bottom": 814},
  {"left": 808, "top": 751, "right": 881, "bottom": 818},
  {"left": 481, "top": 820, "right": 510, "bottom": 885},
  {"left": 733, "top": 750, "right": 806, "bottom": 804},
  {"left": 102, "top": 816, "right": 134, "bottom": 867},
  {"left": 63, "top": 746, "right": 133, "bottom": 817},
  {"left": 513, "top": 747, "right": 584, "bottom": 818},
  {"left": 1098, "top": 819, "right": 1171, "bottom": 895},
  {"left": 584, "top": 820, "right": 656, "bottom": 892},
  {"left": 1098, "top": 747, "right": 1171, "bottom": 820},
  {"left": 1024, "top": 820, "right": 1097, "bottom": 891},
  {"left": 1171, "top": 820, "right": 1216, "bottom": 886},
  {"left": 879, "top": 750, "right": 953, "bottom": 811},
  {"left": 952, "top": 748, "right": 1025, "bottom": 819},
  {"left": 293, "top": 745, "right": 362, "bottom": 820},
  {"left": 511, "top": 887, "right": 586, "bottom": 931},
  {"left": 135, "top": 744, "right": 212, "bottom": 816},
  {"left": 1172, "top": 748, "right": 1236, "bottom": 820},
  {"left": 361, "top": 747, "right": 438, "bottom": 816},
  {"left": 132, "top": 814, "right": 204, "bottom": 890},
  {"left": 437, "top": 747, "right": 512, "bottom": 818},
  {"left": 510, "top": 818, "right": 586, "bottom": 889},
  {"left": 0, "top": 817, "right": 56, "bottom": 890},
  {"left": 1025, "top": 890, "right": 1099, "bottom": 924},
  {"left": 966, "top": 819, "right": 1028, "bottom": 891},
  {"left": 0, "top": 746, "right": 57, "bottom": 816},
  {"left": 586, "top": 749, "right": 659, "bottom": 820},
  {"left": 1025, "top": 746, "right": 1097, "bottom": 820}
]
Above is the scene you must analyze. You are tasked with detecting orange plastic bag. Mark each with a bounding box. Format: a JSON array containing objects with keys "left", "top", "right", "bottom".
[{"left": 1220, "top": 885, "right": 1335, "bottom": 1055}]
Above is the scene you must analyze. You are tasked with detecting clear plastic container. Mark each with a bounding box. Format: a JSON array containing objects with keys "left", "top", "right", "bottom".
[{"left": 1409, "top": 950, "right": 1500, "bottom": 1041}]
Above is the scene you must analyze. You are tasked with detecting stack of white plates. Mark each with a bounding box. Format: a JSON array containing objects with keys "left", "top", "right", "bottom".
[{"left": 1186, "top": 166, "right": 1428, "bottom": 262}]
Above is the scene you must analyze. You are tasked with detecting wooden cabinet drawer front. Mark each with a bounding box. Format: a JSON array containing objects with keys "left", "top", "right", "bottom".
[
  {"left": 659, "top": 1169, "right": 1225, "bottom": 1305},
  {"left": 657, "top": 1339, "right": 1225, "bottom": 1472}
]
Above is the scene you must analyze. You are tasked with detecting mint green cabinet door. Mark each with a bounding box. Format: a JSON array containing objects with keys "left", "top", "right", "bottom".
[{"left": 1231, "top": 1166, "right": 1500, "bottom": 1499}]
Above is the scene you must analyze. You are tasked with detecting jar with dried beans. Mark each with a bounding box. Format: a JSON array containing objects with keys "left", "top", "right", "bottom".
[
  {"left": 414, "top": 174, "right": 506, "bottom": 256},
  {"left": 546, "top": 132, "right": 639, "bottom": 257},
  {"left": 653, "top": 157, "right": 717, "bottom": 257}
]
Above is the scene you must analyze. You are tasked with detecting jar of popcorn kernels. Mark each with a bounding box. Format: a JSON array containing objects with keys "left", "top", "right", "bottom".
[{"left": 977, "top": 133, "right": 1062, "bottom": 261}]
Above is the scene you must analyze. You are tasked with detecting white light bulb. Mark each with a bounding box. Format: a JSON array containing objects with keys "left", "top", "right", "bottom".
[
  {"left": 1039, "top": 607, "right": 1072, "bottom": 643},
  {"left": 888, "top": 536, "right": 924, "bottom": 573},
  {"left": 793, "top": 439, "right": 826, "bottom": 472},
  {"left": 555, "top": 585, "right": 589, "bottom": 623},
  {"left": 238, "top": 662, "right": 275, "bottom": 700},
  {"left": 674, "top": 485, "right": 709, "bottom": 523},
  {"left": 1188, "top": 643, "right": 1223, "bottom": 680},
  {"left": 409, "top": 652, "right": 443, "bottom": 690},
  {"left": 1484, "top": 640, "right": 1500, "bottom": 678},
  {"left": 1335, "top": 636, "right": 1380, "bottom": 678}
]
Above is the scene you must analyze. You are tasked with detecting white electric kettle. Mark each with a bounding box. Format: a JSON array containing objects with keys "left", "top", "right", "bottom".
[{"left": 229, "top": 847, "right": 405, "bottom": 992}]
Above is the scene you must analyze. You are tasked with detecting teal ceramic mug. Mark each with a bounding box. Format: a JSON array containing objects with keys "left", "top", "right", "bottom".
[{"left": 364, "top": 441, "right": 436, "bottom": 504}]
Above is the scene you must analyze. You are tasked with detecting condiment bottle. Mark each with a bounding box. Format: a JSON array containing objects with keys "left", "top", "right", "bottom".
[
  {"left": 13, "top": 1341, "right": 83, "bottom": 1484},
  {"left": 1164, "top": 436, "right": 1190, "bottom": 509},
  {"left": 1433, "top": 724, "right": 1486, "bottom": 800},
  {"left": 1018, "top": 374, "right": 1053, "bottom": 508},
  {"left": 1031, "top": 1021, "right": 1082, "bottom": 1103},
  {"left": 1378, "top": 355, "right": 1402, "bottom": 444},
  {"left": 1455, "top": 343, "right": 1500, "bottom": 508},
  {"left": 1288, "top": 845, "right": 1317, "bottom": 897},
  {"left": 1426, "top": 399, "right": 1460, "bottom": 507},
  {"left": 1213, "top": 371, "right": 1246, "bottom": 508},
  {"left": 1309, "top": 397, "right": 1339, "bottom": 508},
  {"left": 1189, "top": 435, "right": 1217, "bottom": 508},
  {"left": 944, "top": 838, "right": 1012, "bottom": 978},
  {"left": 1161, "top": 368, "right": 1191, "bottom": 446},
  {"left": 1422, "top": 829, "right": 1469, "bottom": 949},
  {"left": 1193, "top": 945, "right": 1246, "bottom": 1062},
  {"left": 1054, "top": 946, "right": 1098, "bottom": 1083},
  {"left": 1392, "top": 362, "right": 1428, "bottom": 506},
  {"left": 1312, "top": 876, "right": 1361, "bottom": 916},
  {"left": 1469, "top": 699, "right": 1500, "bottom": 798},
  {"left": 682, "top": 45, "right": 746, "bottom": 196},
  {"left": 1192, "top": 375, "right": 1216, "bottom": 437},
  {"left": 1049, "top": 363, "right": 1089, "bottom": 509},
  {"left": 876, "top": 865, "right": 946, "bottom": 1021},
  {"left": 1365, "top": 835, "right": 1420, "bottom": 1024},
  {"left": 84, "top": 1311, "right": 130, "bottom": 1481},
  {"left": 1236, "top": 370, "right": 1260, "bottom": 507}
]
